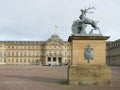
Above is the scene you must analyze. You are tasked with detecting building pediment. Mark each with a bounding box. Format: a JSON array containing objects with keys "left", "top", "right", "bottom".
[
  {"left": 44, "top": 34, "right": 65, "bottom": 45},
  {"left": 46, "top": 40, "right": 64, "bottom": 45}
]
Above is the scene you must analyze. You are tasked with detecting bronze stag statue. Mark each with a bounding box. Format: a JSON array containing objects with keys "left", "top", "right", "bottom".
[
  {"left": 71, "top": 6, "right": 102, "bottom": 35},
  {"left": 79, "top": 6, "right": 101, "bottom": 34}
]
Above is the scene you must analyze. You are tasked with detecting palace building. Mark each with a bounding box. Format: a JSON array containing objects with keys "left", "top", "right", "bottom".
[
  {"left": 0, "top": 34, "right": 71, "bottom": 66},
  {"left": 106, "top": 39, "right": 120, "bottom": 66},
  {"left": 0, "top": 33, "right": 120, "bottom": 66}
]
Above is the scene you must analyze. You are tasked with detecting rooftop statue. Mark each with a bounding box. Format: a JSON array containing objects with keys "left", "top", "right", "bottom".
[{"left": 72, "top": 6, "right": 102, "bottom": 35}]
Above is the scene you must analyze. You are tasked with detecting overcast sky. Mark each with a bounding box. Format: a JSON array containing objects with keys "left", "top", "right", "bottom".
[{"left": 0, "top": 0, "right": 120, "bottom": 41}]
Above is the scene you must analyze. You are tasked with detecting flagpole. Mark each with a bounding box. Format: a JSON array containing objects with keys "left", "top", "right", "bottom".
[{"left": 54, "top": 25, "right": 58, "bottom": 34}]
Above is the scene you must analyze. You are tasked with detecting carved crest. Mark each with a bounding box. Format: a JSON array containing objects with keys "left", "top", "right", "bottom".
[{"left": 84, "top": 44, "right": 94, "bottom": 63}]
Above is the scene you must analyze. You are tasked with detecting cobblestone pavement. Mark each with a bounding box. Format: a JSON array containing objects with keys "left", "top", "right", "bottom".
[{"left": 0, "top": 66, "right": 120, "bottom": 90}]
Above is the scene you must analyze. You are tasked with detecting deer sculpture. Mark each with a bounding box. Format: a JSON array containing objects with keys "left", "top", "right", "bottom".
[{"left": 79, "top": 6, "right": 101, "bottom": 34}]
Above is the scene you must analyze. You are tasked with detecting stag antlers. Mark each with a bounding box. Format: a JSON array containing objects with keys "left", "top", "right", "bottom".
[{"left": 84, "top": 5, "right": 96, "bottom": 14}]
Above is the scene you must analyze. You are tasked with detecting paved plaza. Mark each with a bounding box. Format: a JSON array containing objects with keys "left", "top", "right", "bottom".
[{"left": 0, "top": 66, "right": 120, "bottom": 90}]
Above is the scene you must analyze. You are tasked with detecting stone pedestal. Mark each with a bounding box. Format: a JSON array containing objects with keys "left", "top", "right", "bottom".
[
  {"left": 69, "top": 65, "right": 111, "bottom": 85},
  {"left": 68, "top": 36, "right": 111, "bottom": 86}
]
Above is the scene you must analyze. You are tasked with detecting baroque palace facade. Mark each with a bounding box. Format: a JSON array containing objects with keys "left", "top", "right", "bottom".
[
  {"left": 106, "top": 39, "right": 120, "bottom": 66},
  {"left": 0, "top": 34, "right": 71, "bottom": 66},
  {"left": 0, "top": 33, "right": 120, "bottom": 66}
]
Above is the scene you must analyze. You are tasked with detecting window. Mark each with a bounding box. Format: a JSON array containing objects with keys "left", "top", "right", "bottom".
[
  {"left": 59, "top": 46, "right": 61, "bottom": 48},
  {"left": 53, "top": 57, "right": 56, "bottom": 62},
  {"left": 28, "top": 46, "right": 30, "bottom": 49},
  {"left": 28, "top": 59, "right": 30, "bottom": 63},
  {"left": 24, "top": 52, "right": 26, "bottom": 56},
  {"left": 4, "top": 51, "right": 6, "bottom": 56},
  {"left": 16, "top": 52, "right": 18, "bottom": 56},
  {"left": 48, "top": 57, "right": 51, "bottom": 62},
  {"left": 54, "top": 52, "right": 57, "bottom": 56},
  {"left": 28, "top": 52, "right": 30, "bottom": 56},
  {"left": 24, "top": 59, "right": 26, "bottom": 63},
  {"left": 32, "top": 59, "right": 34, "bottom": 63},
  {"left": 40, "top": 53, "right": 41, "bottom": 56},
  {"left": 65, "top": 52, "right": 66, "bottom": 56},
  {"left": 54, "top": 45, "right": 56, "bottom": 49},
  {"left": 8, "top": 46, "right": 10, "bottom": 48},
  {"left": 58, "top": 57, "right": 62, "bottom": 64},
  {"left": 58, "top": 52, "right": 62, "bottom": 56},
  {"left": 12, "top": 52, "right": 14, "bottom": 56},
  {"left": 8, "top": 52, "right": 10, "bottom": 56},
  {"left": 16, "top": 59, "right": 18, "bottom": 63},
  {"left": 49, "top": 52, "right": 52, "bottom": 56},
  {"left": 67, "top": 52, "right": 71, "bottom": 56},
  {"left": 12, "top": 59, "right": 14, "bottom": 63},
  {"left": 12, "top": 46, "right": 14, "bottom": 49},
  {"left": 0, "top": 58, "right": 2, "bottom": 62},
  {"left": 24, "top": 46, "right": 26, "bottom": 49},
  {"left": 20, "top": 46, "right": 22, "bottom": 49},
  {"left": 8, "top": 59, "right": 10, "bottom": 62},
  {"left": 20, "top": 52, "right": 22, "bottom": 56},
  {"left": 36, "top": 52, "right": 38, "bottom": 56},
  {"left": 20, "top": 59, "right": 22, "bottom": 63},
  {"left": 4, "top": 58, "right": 6, "bottom": 62},
  {"left": 32, "top": 46, "right": 34, "bottom": 49},
  {"left": 32, "top": 52, "right": 34, "bottom": 56},
  {"left": 36, "top": 59, "right": 38, "bottom": 63}
]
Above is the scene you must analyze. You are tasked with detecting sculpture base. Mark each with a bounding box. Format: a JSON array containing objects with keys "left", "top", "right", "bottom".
[{"left": 68, "top": 65, "right": 111, "bottom": 86}]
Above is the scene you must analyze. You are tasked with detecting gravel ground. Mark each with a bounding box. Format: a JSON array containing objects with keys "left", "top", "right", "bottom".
[{"left": 0, "top": 66, "right": 120, "bottom": 90}]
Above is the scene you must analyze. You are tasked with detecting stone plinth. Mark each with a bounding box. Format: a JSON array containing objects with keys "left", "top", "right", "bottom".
[
  {"left": 69, "top": 65, "right": 111, "bottom": 85},
  {"left": 68, "top": 35, "right": 111, "bottom": 86}
]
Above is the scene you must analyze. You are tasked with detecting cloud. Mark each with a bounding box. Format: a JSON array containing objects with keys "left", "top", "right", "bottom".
[{"left": 0, "top": 0, "right": 120, "bottom": 41}]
